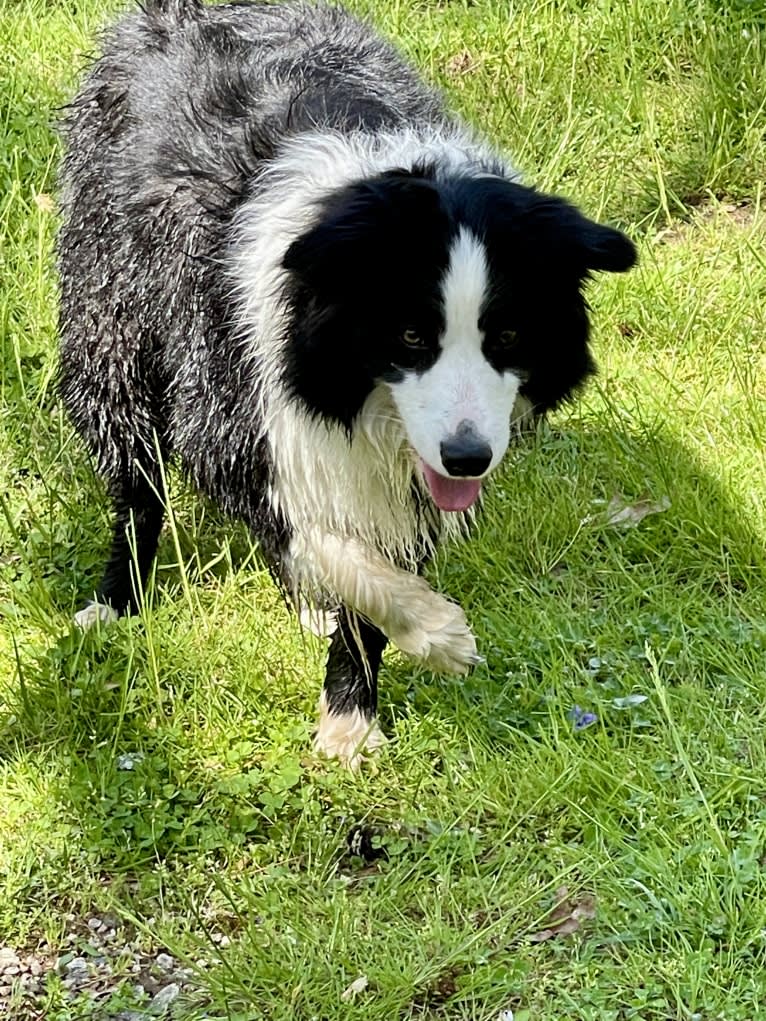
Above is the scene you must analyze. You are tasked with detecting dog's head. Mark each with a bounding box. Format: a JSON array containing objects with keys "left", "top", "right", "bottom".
[{"left": 281, "top": 169, "right": 636, "bottom": 512}]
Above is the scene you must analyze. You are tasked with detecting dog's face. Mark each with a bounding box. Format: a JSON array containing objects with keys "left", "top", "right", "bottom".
[{"left": 282, "top": 171, "right": 636, "bottom": 511}]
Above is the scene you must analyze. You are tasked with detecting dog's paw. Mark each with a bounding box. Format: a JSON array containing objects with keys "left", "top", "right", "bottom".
[
  {"left": 389, "top": 591, "right": 479, "bottom": 675},
  {"left": 314, "top": 706, "right": 387, "bottom": 771},
  {"left": 74, "top": 601, "right": 119, "bottom": 630}
]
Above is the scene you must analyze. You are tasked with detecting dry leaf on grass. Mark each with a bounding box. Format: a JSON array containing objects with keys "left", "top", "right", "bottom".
[
  {"left": 529, "top": 886, "right": 596, "bottom": 942},
  {"left": 582, "top": 493, "right": 670, "bottom": 529},
  {"left": 34, "top": 192, "right": 55, "bottom": 212},
  {"left": 340, "top": 975, "right": 369, "bottom": 1002},
  {"left": 445, "top": 51, "right": 475, "bottom": 76}
]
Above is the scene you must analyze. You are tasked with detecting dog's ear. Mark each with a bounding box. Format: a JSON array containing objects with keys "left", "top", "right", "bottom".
[
  {"left": 522, "top": 195, "right": 637, "bottom": 274},
  {"left": 282, "top": 173, "right": 443, "bottom": 294},
  {"left": 567, "top": 212, "right": 637, "bottom": 273}
]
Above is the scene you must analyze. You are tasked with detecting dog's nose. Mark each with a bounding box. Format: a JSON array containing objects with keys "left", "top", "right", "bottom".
[{"left": 440, "top": 422, "right": 492, "bottom": 477}]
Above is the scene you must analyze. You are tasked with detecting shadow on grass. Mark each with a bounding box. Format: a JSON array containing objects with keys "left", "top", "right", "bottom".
[{"left": 1, "top": 422, "right": 764, "bottom": 871}]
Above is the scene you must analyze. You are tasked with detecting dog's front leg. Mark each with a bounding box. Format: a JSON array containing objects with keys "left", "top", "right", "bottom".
[
  {"left": 314, "top": 608, "right": 388, "bottom": 770},
  {"left": 292, "top": 531, "right": 479, "bottom": 674}
]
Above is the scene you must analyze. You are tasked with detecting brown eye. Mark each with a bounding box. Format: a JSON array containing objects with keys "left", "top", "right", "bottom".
[
  {"left": 498, "top": 329, "right": 518, "bottom": 347},
  {"left": 402, "top": 328, "right": 422, "bottom": 346}
]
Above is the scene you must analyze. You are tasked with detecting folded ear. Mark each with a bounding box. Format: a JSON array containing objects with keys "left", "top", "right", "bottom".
[
  {"left": 282, "top": 173, "right": 443, "bottom": 295},
  {"left": 574, "top": 216, "right": 637, "bottom": 273},
  {"left": 522, "top": 195, "right": 637, "bottom": 274}
]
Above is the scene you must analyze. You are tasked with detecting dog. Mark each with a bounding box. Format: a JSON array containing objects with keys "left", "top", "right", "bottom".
[{"left": 58, "top": 0, "right": 636, "bottom": 768}]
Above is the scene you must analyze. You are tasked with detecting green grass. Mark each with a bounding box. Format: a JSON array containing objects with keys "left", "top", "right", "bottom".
[{"left": 1, "top": 0, "right": 766, "bottom": 1017}]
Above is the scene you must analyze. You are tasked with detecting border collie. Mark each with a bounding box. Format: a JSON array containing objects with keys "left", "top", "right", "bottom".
[{"left": 58, "top": 0, "right": 636, "bottom": 768}]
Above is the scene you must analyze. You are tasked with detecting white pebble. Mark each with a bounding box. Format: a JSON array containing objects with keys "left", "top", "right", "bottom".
[{"left": 155, "top": 953, "right": 175, "bottom": 972}]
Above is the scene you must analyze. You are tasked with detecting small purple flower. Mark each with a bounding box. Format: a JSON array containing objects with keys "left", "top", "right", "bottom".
[{"left": 568, "top": 705, "right": 598, "bottom": 731}]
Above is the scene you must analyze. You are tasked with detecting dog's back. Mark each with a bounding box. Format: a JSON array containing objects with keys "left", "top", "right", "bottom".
[{"left": 58, "top": 0, "right": 442, "bottom": 499}]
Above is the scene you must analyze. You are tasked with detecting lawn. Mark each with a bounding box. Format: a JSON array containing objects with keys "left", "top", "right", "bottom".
[{"left": 1, "top": 0, "right": 765, "bottom": 1018}]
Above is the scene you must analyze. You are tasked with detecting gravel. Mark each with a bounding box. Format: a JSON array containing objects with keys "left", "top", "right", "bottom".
[{"left": 0, "top": 914, "right": 223, "bottom": 1018}]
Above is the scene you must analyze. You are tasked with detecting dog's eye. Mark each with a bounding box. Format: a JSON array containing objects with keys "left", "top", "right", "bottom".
[
  {"left": 402, "top": 328, "right": 423, "bottom": 347},
  {"left": 498, "top": 329, "right": 518, "bottom": 348}
]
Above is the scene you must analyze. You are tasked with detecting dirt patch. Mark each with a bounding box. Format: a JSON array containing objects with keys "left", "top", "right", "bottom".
[{"left": 655, "top": 199, "right": 762, "bottom": 245}]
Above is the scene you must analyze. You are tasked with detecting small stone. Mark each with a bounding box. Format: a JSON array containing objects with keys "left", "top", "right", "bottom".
[
  {"left": 155, "top": 953, "right": 174, "bottom": 972},
  {"left": 63, "top": 957, "right": 89, "bottom": 987},
  {"left": 29, "top": 961, "right": 42, "bottom": 977},
  {"left": 0, "top": 985, "right": 12, "bottom": 998},
  {"left": 0, "top": 949, "right": 19, "bottom": 968},
  {"left": 88, "top": 918, "right": 102, "bottom": 932},
  {"left": 150, "top": 983, "right": 180, "bottom": 1015},
  {"left": 2, "top": 965, "right": 19, "bottom": 977}
]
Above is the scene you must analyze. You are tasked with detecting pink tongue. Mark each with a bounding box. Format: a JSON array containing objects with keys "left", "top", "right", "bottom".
[{"left": 421, "top": 461, "right": 483, "bottom": 512}]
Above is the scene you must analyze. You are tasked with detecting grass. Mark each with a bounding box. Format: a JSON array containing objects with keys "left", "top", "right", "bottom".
[{"left": 1, "top": 0, "right": 765, "bottom": 1017}]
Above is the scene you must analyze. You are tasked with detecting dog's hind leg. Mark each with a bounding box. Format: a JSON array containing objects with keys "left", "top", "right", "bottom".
[
  {"left": 314, "top": 609, "right": 388, "bottom": 769},
  {"left": 75, "top": 474, "right": 165, "bottom": 629}
]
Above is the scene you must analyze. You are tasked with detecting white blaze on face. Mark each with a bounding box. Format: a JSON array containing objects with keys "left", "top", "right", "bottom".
[{"left": 387, "top": 226, "right": 521, "bottom": 512}]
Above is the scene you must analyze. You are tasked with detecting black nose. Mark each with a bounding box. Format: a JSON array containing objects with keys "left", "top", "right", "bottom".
[{"left": 440, "top": 423, "right": 492, "bottom": 477}]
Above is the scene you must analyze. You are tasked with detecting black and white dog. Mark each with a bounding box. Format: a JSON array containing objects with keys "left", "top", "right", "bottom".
[{"left": 58, "top": 0, "right": 636, "bottom": 767}]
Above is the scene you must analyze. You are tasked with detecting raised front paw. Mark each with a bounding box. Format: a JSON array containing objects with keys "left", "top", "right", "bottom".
[{"left": 389, "top": 589, "right": 480, "bottom": 675}]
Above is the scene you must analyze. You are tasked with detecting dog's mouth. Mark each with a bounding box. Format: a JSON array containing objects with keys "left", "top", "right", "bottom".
[{"left": 420, "top": 460, "right": 483, "bottom": 513}]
